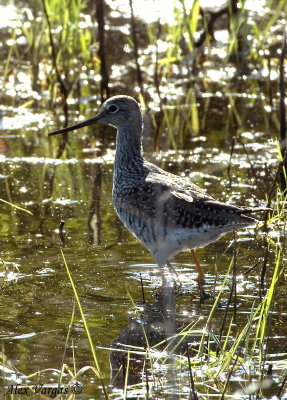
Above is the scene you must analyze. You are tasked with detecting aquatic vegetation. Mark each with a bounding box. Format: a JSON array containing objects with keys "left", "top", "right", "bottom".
[{"left": 0, "top": 0, "right": 287, "bottom": 399}]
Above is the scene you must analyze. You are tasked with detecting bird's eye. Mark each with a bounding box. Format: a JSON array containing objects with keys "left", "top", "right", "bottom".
[{"left": 107, "top": 104, "right": 119, "bottom": 114}]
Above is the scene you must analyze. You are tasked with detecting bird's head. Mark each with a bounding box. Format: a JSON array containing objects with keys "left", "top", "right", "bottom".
[{"left": 48, "top": 95, "right": 141, "bottom": 136}]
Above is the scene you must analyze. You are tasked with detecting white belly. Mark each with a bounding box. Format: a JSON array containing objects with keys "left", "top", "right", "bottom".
[
  {"left": 149, "top": 226, "right": 232, "bottom": 267},
  {"left": 115, "top": 204, "right": 237, "bottom": 267}
]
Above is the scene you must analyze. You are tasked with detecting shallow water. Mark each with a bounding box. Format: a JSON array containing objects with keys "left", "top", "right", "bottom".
[
  {"left": 1, "top": 105, "right": 286, "bottom": 398},
  {"left": 1, "top": 1, "right": 287, "bottom": 398}
]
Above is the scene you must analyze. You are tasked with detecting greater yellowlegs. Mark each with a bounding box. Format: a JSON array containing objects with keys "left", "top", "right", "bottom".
[{"left": 49, "top": 95, "right": 267, "bottom": 283}]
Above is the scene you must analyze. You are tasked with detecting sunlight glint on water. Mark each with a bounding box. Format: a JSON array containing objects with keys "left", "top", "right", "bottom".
[
  {"left": 107, "top": 0, "right": 229, "bottom": 23},
  {"left": 106, "top": 0, "right": 267, "bottom": 24},
  {"left": 0, "top": 0, "right": 286, "bottom": 397},
  {"left": 0, "top": 5, "right": 18, "bottom": 28}
]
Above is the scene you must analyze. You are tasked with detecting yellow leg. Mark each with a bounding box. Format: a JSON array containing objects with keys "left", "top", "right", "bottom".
[{"left": 190, "top": 250, "right": 205, "bottom": 284}]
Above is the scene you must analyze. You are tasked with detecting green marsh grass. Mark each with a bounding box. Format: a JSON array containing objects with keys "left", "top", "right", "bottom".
[
  {"left": 1, "top": 1, "right": 287, "bottom": 398},
  {"left": 1, "top": 26, "right": 18, "bottom": 97},
  {"left": 4, "top": 0, "right": 285, "bottom": 100},
  {"left": 178, "top": 0, "right": 200, "bottom": 53},
  {"left": 60, "top": 249, "right": 109, "bottom": 399},
  {"left": 0, "top": 250, "right": 111, "bottom": 400},
  {"left": 265, "top": 140, "right": 287, "bottom": 229},
  {"left": 106, "top": 242, "right": 286, "bottom": 399},
  {"left": 2, "top": 0, "right": 285, "bottom": 151},
  {"left": 0, "top": 198, "right": 33, "bottom": 215}
]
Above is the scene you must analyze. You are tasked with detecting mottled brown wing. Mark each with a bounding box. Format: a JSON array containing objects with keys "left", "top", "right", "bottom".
[{"left": 116, "top": 169, "right": 255, "bottom": 229}]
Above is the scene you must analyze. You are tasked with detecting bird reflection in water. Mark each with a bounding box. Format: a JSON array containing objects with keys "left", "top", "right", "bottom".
[{"left": 110, "top": 282, "right": 202, "bottom": 394}]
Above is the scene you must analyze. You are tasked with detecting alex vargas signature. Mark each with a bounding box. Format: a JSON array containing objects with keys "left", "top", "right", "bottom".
[{"left": 5, "top": 382, "right": 83, "bottom": 396}]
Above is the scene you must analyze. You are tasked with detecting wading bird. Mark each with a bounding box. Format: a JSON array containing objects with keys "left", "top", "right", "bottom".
[{"left": 49, "top": 95, "right": 267, "bottom": 285}]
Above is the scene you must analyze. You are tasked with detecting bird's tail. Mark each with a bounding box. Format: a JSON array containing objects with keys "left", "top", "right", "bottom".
[{"left": 238, "top": 206, "right": 271, "bottom": 215}]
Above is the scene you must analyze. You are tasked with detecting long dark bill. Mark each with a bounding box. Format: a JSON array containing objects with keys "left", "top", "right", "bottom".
[{"left": 48, "top": 115, "right": 101, "bottom": 136}]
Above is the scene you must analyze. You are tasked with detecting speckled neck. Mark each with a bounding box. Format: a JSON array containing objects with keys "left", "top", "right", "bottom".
[{"left": 114, "top": 115, "right": 144, "bottom": 176}]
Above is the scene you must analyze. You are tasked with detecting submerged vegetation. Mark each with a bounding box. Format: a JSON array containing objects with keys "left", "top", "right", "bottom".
[{"left": 0, "top": 0, "right": 287, "bottom": 399}]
